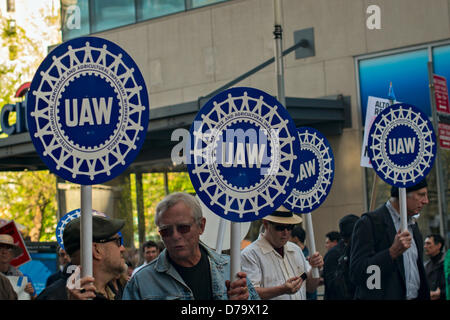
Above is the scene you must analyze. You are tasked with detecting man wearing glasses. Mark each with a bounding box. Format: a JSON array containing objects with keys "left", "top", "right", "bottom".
[
  {"left": 241, "top": 207, "right": 324, "bottom": 300},
  {"left": 38, "top": 215, "right": 126, "bottom": 300},
  {"left": 122, "top": 192, "right": 259, "bottom": 300}
]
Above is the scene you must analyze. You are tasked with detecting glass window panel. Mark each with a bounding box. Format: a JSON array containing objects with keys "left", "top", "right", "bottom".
[
  {"left": 191, "top": 0, "right": 227, "bottom": 9},
  {"left": 433, "top": 45, "right": 450, "bottom": 85},
  {"left": 61, "top": 0, "right": 90, "bottom": 41},
  {"left": 90, "top": 0, "right": 136, "bottom": 33},
  {"left": 358, "top": 49, "right": 430, "bottom": 126},
  {"left": 137, "top": 0, "right": 185, "bottom": 21}
]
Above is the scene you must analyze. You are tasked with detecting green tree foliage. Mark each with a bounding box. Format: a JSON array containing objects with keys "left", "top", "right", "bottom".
[
  {"left": 0, "top": 171, "right": 57, "bottom": 241},
  {"left": 0, "top": 2, "right": 61, "bottom": 240},
  {"left": 130, "top": 172, "right": 195, "bottom": 245}
]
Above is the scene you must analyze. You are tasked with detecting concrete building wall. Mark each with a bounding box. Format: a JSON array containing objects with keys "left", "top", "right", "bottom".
[{"left": 89, "top": 0, "right": 450, "bottom": 255}]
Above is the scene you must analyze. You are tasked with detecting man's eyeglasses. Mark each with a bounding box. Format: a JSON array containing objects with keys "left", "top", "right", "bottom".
[
  {"left": 0, "top": 245, "right": 12, "bottom": 252},
  {"left": 97, "top": 236, "right": 123, "bottom": 247},
  {"left": 270, "top": 222, "right": 295, "bottom": 232},
  {"left": 158, "top": 223, "right": 193, "bottom": 238}
]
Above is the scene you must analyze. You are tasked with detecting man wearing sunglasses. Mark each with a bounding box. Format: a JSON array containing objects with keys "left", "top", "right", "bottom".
[
  {"left": 241, "top": 207, "right": 324, "bottom": 300},
  {"left": 37, "top": 215, "right": 127, "bottom": 300},
  {"left": 122, "top": 192, "right": 259, "bottom": 300}
]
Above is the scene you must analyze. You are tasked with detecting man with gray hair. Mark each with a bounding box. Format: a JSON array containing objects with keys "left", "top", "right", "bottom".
[{"left": 123, "top": 192, "right": 259, "bottom": 300}]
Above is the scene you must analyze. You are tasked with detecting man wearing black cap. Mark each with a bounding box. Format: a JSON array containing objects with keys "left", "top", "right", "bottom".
[
  {"left": 241, "top": 206, "right": 323, "bottom": 300},
  {"left": 323, "top": 214, "right": 359, "bottom": 300},
  {"left": 349, "top": 178, "right": 430, "bottom": 300},
  {"left": 37, "top": 214, "right": 126, "bottom": 300}
]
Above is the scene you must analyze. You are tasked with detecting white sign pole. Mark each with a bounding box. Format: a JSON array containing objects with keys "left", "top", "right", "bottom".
[
  {"left": 230, "top": 222, "right": 241, "bottom": 282},
  {"left": 80, "top": 185, "right": 93, "bottom": 278},
  {"left": 304, "top": 212, "right": 320, "bottom": 278},
  {"left": 215, "top": 218, "right": 226, "bottom": 253},
  {"left": 399, "top": 187, "right": 408, "bottom": 232}
]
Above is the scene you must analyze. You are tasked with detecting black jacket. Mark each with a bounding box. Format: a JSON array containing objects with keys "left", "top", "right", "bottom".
[
  {"left": 424, "top": 252, "right": 446, "bottom": 299},
  {"left": 349, "top": 204, "right": 430, "bottom": 300},
  {"left": 324, "top": 240, "right": 345, "bottom": 299}
]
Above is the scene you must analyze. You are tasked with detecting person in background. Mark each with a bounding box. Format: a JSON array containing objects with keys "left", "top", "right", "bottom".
[
  {"left": 424, "top": 233, "right": 446, "bottom": 300},
  {"left": 290, "top": 225, "right": 309, "bottom": 257},
  {"left": 323, "top": 214, "right": 359, "bottom": 300},
  {"left": 131, "top": 240, "right": 160, "bottom": 276},
  {"left": 325, "top": 231, "right": 341, "bottom": 251},
  {"left": 45, "top": 246, "right": 71, "bottom": 287},
  {"left": 0, "top": 271, "right": 17, "bottom": 300},
  {"left": 123, "top": 192, "right": 258, "bottom": 300},
  {"left": 241, "top": 207, "right": 323, "bottom": 300},
  {"left": 0, "top": 234, "right": 35, "bottom": 299}
]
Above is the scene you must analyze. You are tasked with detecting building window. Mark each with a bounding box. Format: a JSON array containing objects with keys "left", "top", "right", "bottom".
[
  {"left": 136, "top": 0, "right": 185, "bottom": 21},
  {"left": 60, "top": 0, "right": 230, "bottom": 40},
  {"left": 90, "top": 0, "right": 136, "bottom": 33},
  {"left": 433, "top": 45, "right": 450, "bottom": 83},
  {"left": 357, "top": 43, "right": 450, "bottom": 237},
  {"left": 61, "top": 0, "right": 90, "bottom": 41},
  {"left": 358, "top": 49, "right": 430, "bottom": 125},
  {"left": 190, "top": 0, "right": 227, "bottom": 9}
]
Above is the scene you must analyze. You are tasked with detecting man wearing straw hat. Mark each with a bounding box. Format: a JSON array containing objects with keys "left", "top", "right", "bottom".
[
  {"left": 241, "top": 206, "right": 324, "bottom": 300},
  {"left": 0, "top": 234, "right": 35, "bottom": 298}
]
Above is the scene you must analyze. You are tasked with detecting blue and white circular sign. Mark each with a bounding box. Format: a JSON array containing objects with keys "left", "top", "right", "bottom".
[
  {"left": 56, "top": 208, "right": 122, "bottom": 250},
  {"left": 368, "top": 103, "right": 436, "bottom": 187},
  {"left": 56, "top": 208, "right": 81, "bottom": 250},
  {"left": 284, "top": 127, "right": 334, "bottom": 214},
  {"left": 188, "top": 87, "right": 300, "bottom": 222},
  {"left": 27, "top": 37, "right": 149, "bottom": 185}
]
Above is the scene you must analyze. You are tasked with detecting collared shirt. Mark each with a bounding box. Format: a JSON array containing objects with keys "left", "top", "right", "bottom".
[
  {"left": 131, "top": 261, "right": 149, "bottom": 277},
  {"left": 386, "top": 200, "right": 421, "bottom": 300},
  {"left": 122, "top": 242, "right": 260, "bottom": 300},
  {"left": 241, "top": 234, "right": 311, "bottom": 300}
]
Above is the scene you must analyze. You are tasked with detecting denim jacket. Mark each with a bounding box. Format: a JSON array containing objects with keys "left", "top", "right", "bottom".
[{"left": 122, "top": 242, "right": 259, "bottom": 300}]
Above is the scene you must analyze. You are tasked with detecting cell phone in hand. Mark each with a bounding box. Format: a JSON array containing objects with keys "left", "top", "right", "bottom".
[{"left": 300, "top": 272, "right": 307, "bottom": 280}]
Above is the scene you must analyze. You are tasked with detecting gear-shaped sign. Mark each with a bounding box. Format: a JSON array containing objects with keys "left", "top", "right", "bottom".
[
  {"left": 27, "top": 36, "right": 149, "bottom": 185},
  {"left": 56, "top": 208, "right": 81, "bottom": 250},
  {"left": 368, "top": 103, "right": 436, "bottom": 187},
  {"left": 188, "top": 87, "right": 300, "bottom": 222},
  {"left": 56, "top": 208, "right": 122, "bottom": 250},
  {"left": 284, "top": 127, "right": 334, "bottom": 214}
]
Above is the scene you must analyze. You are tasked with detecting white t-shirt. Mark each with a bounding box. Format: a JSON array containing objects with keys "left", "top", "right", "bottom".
[{"left": 241, "top": 234, "right": 311, "bottom": 300}]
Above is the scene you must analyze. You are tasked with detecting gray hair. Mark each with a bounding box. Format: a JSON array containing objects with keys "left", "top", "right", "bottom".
[{"left": 155, "top": 192, "right": 203, "bottom": 227}]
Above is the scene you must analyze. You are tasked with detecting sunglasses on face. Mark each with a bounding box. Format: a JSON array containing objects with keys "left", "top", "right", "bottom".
[
  {"left": 158, "top": 223, "right": 194, "bottom": 238},
  {"left": 270, "top": 222, "right": 295, "bottom": 232},
  {"left": 97, "top": 236, "right": 123, "bottom": 247}
]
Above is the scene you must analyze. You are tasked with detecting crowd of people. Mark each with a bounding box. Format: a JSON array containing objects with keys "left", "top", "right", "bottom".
[{"left": 0, "top": 177, "right": 448, "bottom": 301}]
